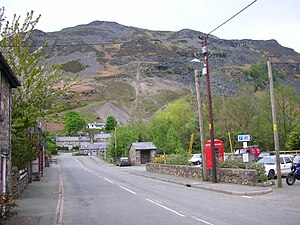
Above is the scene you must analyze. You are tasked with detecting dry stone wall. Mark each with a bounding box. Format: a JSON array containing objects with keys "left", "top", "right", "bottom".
[{"left": 146, "top": 163, "right": 258, "bottom": 186}]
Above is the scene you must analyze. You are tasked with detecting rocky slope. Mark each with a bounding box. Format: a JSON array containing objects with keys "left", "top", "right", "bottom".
[{"left": 29, "top": 21, "right": 300, "bottom": 130}]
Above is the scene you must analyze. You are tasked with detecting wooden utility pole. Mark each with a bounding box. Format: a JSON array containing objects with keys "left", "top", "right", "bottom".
[
  {"left": 267, "top": 61, "right": 282, "bottom": 188},
  {"left": 194, "top": 69, "right": 207, "bottom": 180},
  {"left": 203, "top": 35, "right": 217, "bottom": 183}
]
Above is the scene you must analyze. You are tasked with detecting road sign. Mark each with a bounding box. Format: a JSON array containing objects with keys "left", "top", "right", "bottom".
[{"left": 237, "top": 134, "right": 253, "bottom": 142}]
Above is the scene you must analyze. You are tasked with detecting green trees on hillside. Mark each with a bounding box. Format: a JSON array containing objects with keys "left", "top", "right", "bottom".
[{"left": 108, "top": 82, "right": 300, "bottom": 156}]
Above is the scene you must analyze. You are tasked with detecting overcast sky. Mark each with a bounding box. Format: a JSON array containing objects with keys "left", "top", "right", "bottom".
[{"left": 2, "top": 0, "right": 300, "bottom": 53}]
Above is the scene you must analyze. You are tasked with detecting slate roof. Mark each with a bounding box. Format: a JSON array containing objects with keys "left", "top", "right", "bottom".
[
  {"left": 0, "top": 52, "right": 21, "bottom": 88},
  {"left": 80, "top": 142, "right": 108, "bottom": 150},
  {"left": 56, "top": 136, "right": 90, "bottom": 142},
  {"left": 94, "top": 133, "right": 111, "bottom": 139},
  {"left": 131, "top": 142, "right": 157, "bottom": 150}
]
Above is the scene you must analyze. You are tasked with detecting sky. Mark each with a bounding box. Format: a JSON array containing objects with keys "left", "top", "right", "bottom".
[{"left": 2, "top": 0, "right": 300, "bottom": 53}]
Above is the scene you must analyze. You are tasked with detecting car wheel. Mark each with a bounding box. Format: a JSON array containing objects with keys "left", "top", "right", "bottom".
[
  {"left": 196, "top": 161, "right": 200, "bottom": 165},
  {"left": 268, "top": 170, "right": 275, "bottom": 180},
  {"left": 286, "top": 173, "right": 296, "bottom": 185}
]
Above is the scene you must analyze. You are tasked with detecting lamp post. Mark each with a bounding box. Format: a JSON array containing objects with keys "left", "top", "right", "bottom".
[
  {"left": 191, "top": 58, "right": 207, "bottom": 181},
  {"left": 202, "top": 35, "right": 217, "bottom": 183}
]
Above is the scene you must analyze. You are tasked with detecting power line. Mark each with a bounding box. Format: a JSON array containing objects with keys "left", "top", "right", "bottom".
[{"left": 208, "top": 0, "right": 258, "bottom": 35}]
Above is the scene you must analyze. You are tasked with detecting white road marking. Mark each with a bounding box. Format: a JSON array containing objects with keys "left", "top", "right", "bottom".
[
  {"left": 119, "top": 185, "right": 137, "bottom": 195},
  {"left": 104, "top": 178, "right": 114, "bottom": 184},
  {"left": 182, "top": 211, "right": 214, "bottom": 225},
  {"left": 146, "top": 198, "right": 186, "bottom": 217},
  {"left": 242, "top": 195, "right": 253, "bottom": 199}
]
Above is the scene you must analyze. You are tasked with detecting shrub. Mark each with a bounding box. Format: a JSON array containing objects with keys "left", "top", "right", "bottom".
[
  {"left": 250, "top": 163, "right": 268, "bottom": 182},
  {"left": 219, "top": 159, "right": 268, "bottom": 183},
  {"left": 165, "top": 154, "right": 189, "bottom": 165},
  {"left": 0, "top": 193, "right": 17, "bottom": 223},
  {"left": 51, "top": 149, "right": 58, "bottom": 155}
]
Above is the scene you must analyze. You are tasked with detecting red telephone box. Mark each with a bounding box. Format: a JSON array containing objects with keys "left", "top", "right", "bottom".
[{"left": 205, "top": 139, "right": 224, "bottom": 169}]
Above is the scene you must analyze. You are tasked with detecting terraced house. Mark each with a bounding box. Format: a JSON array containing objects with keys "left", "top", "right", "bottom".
[{"left": 0, "top": 52, "right": 20, "bottom": 195}]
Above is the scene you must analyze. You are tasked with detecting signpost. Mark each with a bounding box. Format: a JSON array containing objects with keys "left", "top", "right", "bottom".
[{"left": 238, "top": 134, "right": 253, "bottom": 142}]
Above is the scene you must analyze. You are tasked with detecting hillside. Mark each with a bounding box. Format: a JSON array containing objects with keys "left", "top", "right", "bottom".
[{"left": 29, "top": 21, "right": 300, "bottom": 131}]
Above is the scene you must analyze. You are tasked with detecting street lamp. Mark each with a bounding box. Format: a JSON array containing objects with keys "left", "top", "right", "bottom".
[{"left": 190, "top": 58, "right": 207, "bottom": 181}]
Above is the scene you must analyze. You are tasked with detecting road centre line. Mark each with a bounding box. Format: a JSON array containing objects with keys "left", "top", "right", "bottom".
[
  {"left": 146, "top": 198, "right": 186, "bottom": 217},
  {"left": 118, "top": 185, "right": 137, "bottom": 195},
  {"left": 104, "top": 178, "right": 114, "bottom": 184},
  {"left": 181, "top": 211, "right": 214, "bottom": 225}
]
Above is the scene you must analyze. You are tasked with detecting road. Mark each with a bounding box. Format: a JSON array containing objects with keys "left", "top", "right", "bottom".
[{"left": 59, "top": 154, "right": 300, "bottom": 225}]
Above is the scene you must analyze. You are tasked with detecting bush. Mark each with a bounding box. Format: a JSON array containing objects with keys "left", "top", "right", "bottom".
[
  {"left": 250, "top": 163, "right": 268, "bottom": 182},
  {"left": 51, "top": 149, "right": 58, "bottom": 155},
  {"left": 57, "top": 146, "right": 69, "bottom": 151},
  {"left": 219, "top": 159, "right": 245, "bottom": 169},
  {"left": 0, "top": 193, "right": 17, "bottom": 223},
  {"left": 165, "top": 154, "right": 189, "bottom": 165},
  {"left": 219, "top": 159, "right": 268, "bottom": 183}
]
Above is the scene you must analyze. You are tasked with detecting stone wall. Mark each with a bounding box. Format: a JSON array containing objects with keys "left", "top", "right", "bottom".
[
  {"left": 12, "top": 169, "right": 29, "bottom": 197},
  {"left": 146, "top": 163, "right": 258, "bottom": 186}
]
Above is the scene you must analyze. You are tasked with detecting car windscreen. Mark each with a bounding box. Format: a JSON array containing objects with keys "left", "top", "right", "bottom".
[{"left": 258, "top": 157, "right": 275, "bottom": 164}]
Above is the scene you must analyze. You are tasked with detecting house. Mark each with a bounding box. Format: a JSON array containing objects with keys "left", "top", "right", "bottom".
[
  {"left": 129, "top": 142, "right": 157, "bottom": 166},
  {"left": 79, "top": 142, "right": 108, "bottom": 156},
  {"left": 94, "top": 133, "right": 111, "bottom": 142},
  {"left": 55, "top": 136, "right": 90, "bottom": 150},
  {"left": 0, "top": 52, "right": 21, "bottom": 195},
  {"left": 87, "top": 122, "right": 105, "bottom": 130}
]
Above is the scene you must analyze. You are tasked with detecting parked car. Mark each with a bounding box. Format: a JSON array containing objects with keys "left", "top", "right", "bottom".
[
  {"left": 258, "top": 152, "right": 275, "bottom": 159},
  {"left": 116, "top": 157, "right": 131, "bottom": 166},
  {"left": 234, "top": 146, "right": 261, "bottom": 157},
  {"left": 188, "top": 154, "right": 202, "bottom": 165},
  {"left": 257, "top": 155, "right": 294, "bottom": 179}
]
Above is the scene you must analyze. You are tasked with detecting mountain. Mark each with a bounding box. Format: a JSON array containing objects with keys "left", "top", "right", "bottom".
[{"left": 29, "top": 21, "right": 300, "bottom": 131}]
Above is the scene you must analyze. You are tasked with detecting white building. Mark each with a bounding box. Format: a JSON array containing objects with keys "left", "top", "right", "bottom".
[{"left": 87, "top": 122, "right": 105, "bottom": 130}]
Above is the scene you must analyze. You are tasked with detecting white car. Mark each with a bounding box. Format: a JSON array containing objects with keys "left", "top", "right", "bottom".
[
  {"left": 188, "top": 154, "right": 202, "bottom": 165},
  {"left": 257, "top": 155, "right": 294, "bottom": 179}
]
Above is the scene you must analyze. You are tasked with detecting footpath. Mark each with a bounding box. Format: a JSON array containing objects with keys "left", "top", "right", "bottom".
[
  {"left": 6, "top": 159, "right": 273, "bottom": 225},
  {"left": 6, "top": 163, "right": 60, "bottom": 225}
]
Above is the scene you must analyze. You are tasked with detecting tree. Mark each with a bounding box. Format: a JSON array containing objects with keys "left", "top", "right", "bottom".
[
  {"left": 64, "top": 111, "right": 86, "bottom": 135},
  {"left": 108, "top": 125, "right": 138, "bottom": 158},
  {"left": 0, "top": 8, "right": 77, "bottom": 168},
  {"left": 286, "top": 125, "right": 300, "bottom": 150},
  {"left": 105, "top": 116, "right": 117, "bottom": 131},
  {"left": 148, "top": 117, "right": 183, "bottom": 155}
]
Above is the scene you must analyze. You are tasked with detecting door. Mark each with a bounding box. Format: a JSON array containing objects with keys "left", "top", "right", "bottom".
[
  {"left": 1, "top": 156, "right": 6, "bottom": 194},
  {"left": 282, "top": 157, "right": 293, "bottom": 175}
]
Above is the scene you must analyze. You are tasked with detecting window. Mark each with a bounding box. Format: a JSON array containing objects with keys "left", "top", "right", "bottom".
[
  {"left": 284, "top": 157, "right": 292, "bottom": 164},
  {"left": 280, "top": 157, "right": 284, "bottom": 164}
]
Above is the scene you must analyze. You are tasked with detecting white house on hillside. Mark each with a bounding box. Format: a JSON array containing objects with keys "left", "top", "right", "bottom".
[{"left": 87, "top": 122, "right": 105, "bottom": 129}]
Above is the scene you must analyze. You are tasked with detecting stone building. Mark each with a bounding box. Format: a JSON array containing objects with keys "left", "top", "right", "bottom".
[
  {"left": 55, "top": 136, "right": 90, "bottom": 150},
  {"left": 0, "top": 52, "right": 20, "bottom": 194},
  {"left": 129, "top": 142, "right": 157, "bottom": 166},
  {"left": 79, "top": 142, "right": 108, "bottom": 156}
]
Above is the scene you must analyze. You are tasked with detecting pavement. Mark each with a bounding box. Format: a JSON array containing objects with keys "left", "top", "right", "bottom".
[
  {"left": 6, "top": 163, "right": 60, "bottom": 225},
  {"left": 6, "top": 159, "right": 273, "bottom": 225}
]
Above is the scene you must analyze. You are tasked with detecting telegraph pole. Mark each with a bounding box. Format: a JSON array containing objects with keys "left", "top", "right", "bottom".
[
  {"left": 267, "top": 61, "right": 282, "bottom": 188},
  {"left": 194, "top": 69, "right": 207, "bottom": 180},
  {"left": 202, "top": 35, "right": 217, "bottom": 183}
]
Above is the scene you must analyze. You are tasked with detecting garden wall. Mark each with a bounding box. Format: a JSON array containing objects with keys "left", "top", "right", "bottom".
[{"left": 146, "top": 163, "right": 258, "bottom": 186}]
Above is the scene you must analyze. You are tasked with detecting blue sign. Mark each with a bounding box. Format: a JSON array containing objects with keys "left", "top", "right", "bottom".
[{"left": 238, "top": 134, "right": 253, "bottom": 142}]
